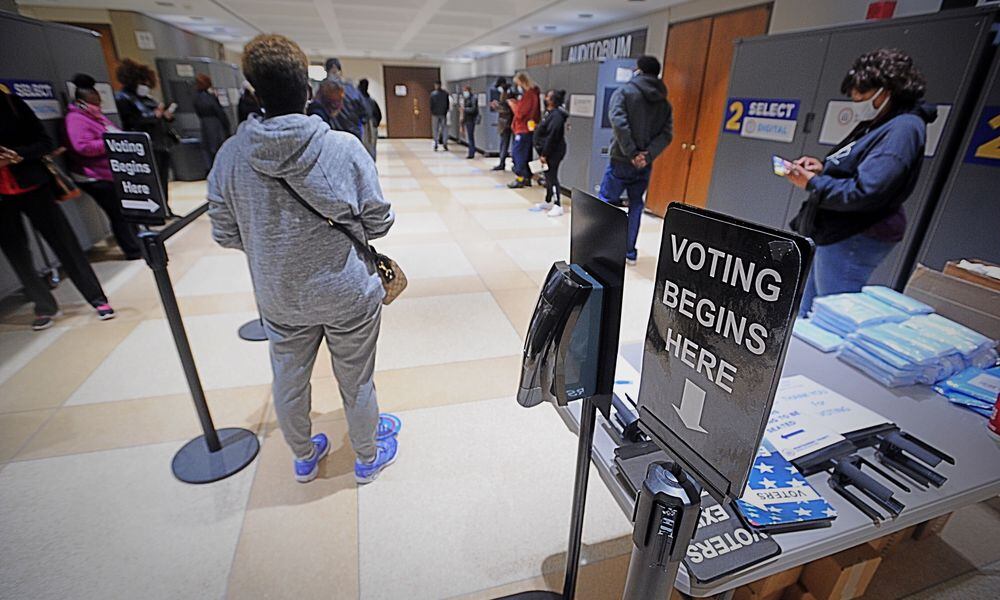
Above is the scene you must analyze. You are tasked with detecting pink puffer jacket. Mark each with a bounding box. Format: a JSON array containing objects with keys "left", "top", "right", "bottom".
[{"left": 65, "top": 103, "right": 118, "bottom": 181}]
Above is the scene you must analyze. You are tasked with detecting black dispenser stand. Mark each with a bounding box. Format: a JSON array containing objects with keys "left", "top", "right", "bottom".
[
  {"left": 621, "top": 461, "right": 702, "bottom": 600},
  {"left": 139, "top": 205, "right": 260, "bottom": 484}
]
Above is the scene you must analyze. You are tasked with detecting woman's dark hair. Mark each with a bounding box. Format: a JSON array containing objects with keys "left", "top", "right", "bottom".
[
  {"left": 116, "top": 59, "right": 156, "bottom": 90},
  {"left": 841, "top": 48, "right": 926, "bottom": 109},
  {"left": 547, "top": 89, "right": 566, "bottom": 108},
  {"left": 195, "top": 73, "right": 213, "bottom": 92},
  {"left": 242, "top": 34, "right": 309, "bottom": 116},
  {"left": 358, "top": 78, "right": 370, "bottom": 96},
  {"left": 72, "top": 73, "right": 96, "bottom": 101}
]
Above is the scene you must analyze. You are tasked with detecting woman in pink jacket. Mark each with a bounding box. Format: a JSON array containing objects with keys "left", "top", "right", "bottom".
[{"left": 65, "top": 74, "right": 141, "bottom": 259}]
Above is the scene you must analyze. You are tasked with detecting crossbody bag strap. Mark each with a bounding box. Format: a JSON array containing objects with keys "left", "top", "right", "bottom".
[{"left": 273, "top": 177, "right": 374, "bottom": 260}]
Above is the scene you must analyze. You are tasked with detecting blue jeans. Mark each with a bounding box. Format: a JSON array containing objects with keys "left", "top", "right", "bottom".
[
  {"left": 599, "top": 161, "right": 651, "bottom": 260},
  {"left": 512, "top": 132, "right": 534, "bottom": 180},
  {"left": 464, "top": 121, "right": 476, "bottom": 157},
  {"left": 799, "top": 233, "right": 897, "bottom": 317}
]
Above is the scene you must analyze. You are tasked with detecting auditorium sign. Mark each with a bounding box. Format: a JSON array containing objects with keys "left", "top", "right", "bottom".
[{"left": 561, "top": 28, "right": 647, "bottom": 63}]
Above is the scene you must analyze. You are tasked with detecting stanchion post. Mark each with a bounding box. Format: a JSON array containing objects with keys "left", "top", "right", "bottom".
[
  {"left": 562, "top": 396, "right": 598, "bottom": 599},
  {"left": 621, "top": 461, "right": 702, "bottom": 600},
  {"left": 140, "top": 230, "right": 221, "bottom": 452}
]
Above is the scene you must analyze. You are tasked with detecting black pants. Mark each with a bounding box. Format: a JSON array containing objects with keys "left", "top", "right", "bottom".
[
  {"left": 80, "top": 181, "right": 142, "bottom": 258},
  {"left": 544, "top": 150, "right": 564, "bottom": 206},
  {"left": 497, "top": 129, "right": 511, "bottom": 167},
  {"left": 0, "top": 185, "right": 108, "bottom": 315},
  {"left": 155, "top": 150, "right": 172, "bottom": 213},
  {"left": 464, "top": 121, "right": 476, "bottom": 158}
]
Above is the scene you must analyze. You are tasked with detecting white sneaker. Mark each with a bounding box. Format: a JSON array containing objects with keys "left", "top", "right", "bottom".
[
  {"left": 529, "top": 202, "right": 549, "bottom": 212},
  {"left": 547, "top": 205, "right": 564, "bottom": 217}
]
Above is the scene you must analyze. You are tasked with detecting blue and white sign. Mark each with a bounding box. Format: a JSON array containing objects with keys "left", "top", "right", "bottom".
[
  {"left": 0, "top": 79, "right": 62, "bottom": 120},
  {"left": 724, "top": 97, "right": 800, "bottom": 143}
]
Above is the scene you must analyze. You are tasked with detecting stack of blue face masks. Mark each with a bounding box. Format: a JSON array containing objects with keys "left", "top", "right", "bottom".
[
  {"left": 901, "top": 314, "right": 998, "bottom": 367},
  {"left": 840, "top": 322, "right": 966, "bottom": 386},
  {"left": 793, "top": 318, "right": 844, "bottom": 352},
  {"left": 809, "top": 293, "right": 909, "bottom": 337},
  {"left": 861, "top": 286, "right": 934, "bottom": 315},
  {"left": 933, "top": 366, "right": 1000, "bottom": 417}
]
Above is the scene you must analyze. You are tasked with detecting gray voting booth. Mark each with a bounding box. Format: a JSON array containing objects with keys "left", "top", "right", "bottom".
[
  {"left": 706, "top": 8, "right": 999, "bottom": 289},
  {"left": 447, "top": 75, "right": 508, "bottom": 155},
  {"left": 522, "top": 58, "right": 636, "bottom": 197},
  {"left": 0, "top": 12, "right": 116, "bottom": 300},
  {"left": 156, "top": 57, "right": 242, "bottom": 181}
]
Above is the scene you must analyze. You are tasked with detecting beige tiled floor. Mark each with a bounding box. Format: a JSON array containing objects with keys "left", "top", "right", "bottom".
[{"left": 1, "top": 138, "right": 995, "bottom": 600}]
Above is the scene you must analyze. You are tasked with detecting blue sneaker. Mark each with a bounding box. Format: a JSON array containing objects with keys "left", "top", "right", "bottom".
[
  {"left": 294, "top": 433, "right": 330, "bottom": 483},
  {"left": 376, "top": 413, "right": 402, "bottom": 441},
  {"left": 355, "top": 437, "right": 398, "bottom": 484}
]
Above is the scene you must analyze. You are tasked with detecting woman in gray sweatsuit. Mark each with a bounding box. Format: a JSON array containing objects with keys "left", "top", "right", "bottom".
[{"left": 207, "top": 34, "right": 399, "bottom": 484}]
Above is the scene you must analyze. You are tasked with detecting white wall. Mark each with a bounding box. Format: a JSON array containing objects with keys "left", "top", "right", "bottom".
[{"left": 769, "top": 0, "right": 943, "bottom": 33}]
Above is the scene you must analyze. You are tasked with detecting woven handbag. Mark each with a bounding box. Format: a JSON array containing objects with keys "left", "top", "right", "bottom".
[{"left": 274, "top": 178, "right": 407, "bottom": 305}]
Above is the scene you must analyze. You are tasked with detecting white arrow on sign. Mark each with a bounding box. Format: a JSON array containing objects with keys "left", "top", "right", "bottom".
[
  {"left": 674, "top": 379, "right": 708, "bottom": 433},
  {"left": 121, "top": 198, "right": 159, "bottom": 213}
]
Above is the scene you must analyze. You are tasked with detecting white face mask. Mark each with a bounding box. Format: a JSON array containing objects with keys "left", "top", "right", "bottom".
[
  {"left": 463, "top": 91, "right": 471, "bottom": 98},
  {"left": 852, "top": 88, "right": 886, "bottom": 122},
  {"left": 136, "top": 84, "right": 151, "bottom": 98}
]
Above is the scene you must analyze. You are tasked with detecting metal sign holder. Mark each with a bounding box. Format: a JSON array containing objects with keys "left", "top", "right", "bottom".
[{"left": 238, "top": 317, "right": 268, "bottom": 342}]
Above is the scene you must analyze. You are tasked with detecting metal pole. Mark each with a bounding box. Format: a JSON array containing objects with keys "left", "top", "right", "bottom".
[
  {"left": 140, "top": 231, "right": 221, "bottom": 452},
  {"left": 562, "top": 396, "right": 598, "bottom": 599},
  {"left": 622, "top": 461, "right": 702, "bottom": 600}
]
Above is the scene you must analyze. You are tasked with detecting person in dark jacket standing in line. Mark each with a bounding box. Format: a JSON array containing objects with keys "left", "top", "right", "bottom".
[
  {"left": 598, "top": 56, "right": 673, "bottom": 264},
  {"left": 460, "top": 85, "right": 479, "bottom": 159},
  {"left": 325, "top": 58, "right": 366, "bottom": 141},
  {"left": 115, "top": 59, "right": 177, "bottom": 215},
  {"left": 358, "top": 78, "right": 381, "bottom": 161},
  {"left": 430, "top": 81, "right": 449, "bottom": 151},
  {"left": 0, "top": 87, "right": 115, "bottom": 330},
  {"left": 307, "top": 79, "right": 345, "bottom": 129},
  {"left": 193, "top": 74, "right": 231, "bottom": 169},
  {"left": 506, "top": 72, "right": 541, "bottom": 189},
  {"left": 530, "top": 89, "right": 568, "bottom": 217},
  {"left": 786, "top": 49, "right": 936, "bottom": 317},
  {"left": 490, "top": 77, "right": 513, "bottom": 171},
  {"left": 237, "top": 80, "right": 262, "bottom": 123}
]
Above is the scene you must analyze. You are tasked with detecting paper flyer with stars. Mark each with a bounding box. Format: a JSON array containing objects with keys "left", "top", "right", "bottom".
[{"left": 736, "top": 438, "right": 837, "bottom": 532}]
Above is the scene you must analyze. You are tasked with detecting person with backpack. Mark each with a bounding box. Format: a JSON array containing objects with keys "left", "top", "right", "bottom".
[
  {"left": 530, "top": 89, "right": 568, "bottom": 217},
  {"left": 598, "top": 56, "right": 673, "bottom": 264},
  {"left": 358, "top": 78, "right": 381, "bottom": 161},
  {"left": 489, "top": 77, "right": 513, "bottom": 171}
]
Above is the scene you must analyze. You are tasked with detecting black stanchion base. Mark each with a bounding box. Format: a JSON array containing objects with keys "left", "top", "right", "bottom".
[
  {"left": 238, "top": 319, "right": 268, "bottom": 342},
  {"left": 496, "top": 592, "right": 562, "bottom": 599},
  {"left": 172, "top": 427, "right": 260, "bottom": 484}
]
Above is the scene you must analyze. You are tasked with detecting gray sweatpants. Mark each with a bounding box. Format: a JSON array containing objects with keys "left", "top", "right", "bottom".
[
  {"left": 432, "top": 115, "right": 448, "bottom": 147},
  {"left": 263, "top": 311, "right": 381, "bottom": 463}
]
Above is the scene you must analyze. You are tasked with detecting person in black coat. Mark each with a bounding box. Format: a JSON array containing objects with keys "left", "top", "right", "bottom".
[
  {"left": 193, "top": 74, "right": 231, "bottom": 168},
  {"left": 0, "top": 88, "right": 114, "bottom": 329},
  {"left": 306, "top": 79, "right": 345, "bottom": 129},
  {"left": 460, "top": 85, "right": 479, "bottom": 159},
  {"left": 531, "top": 89, "right": 568, "bottom": 217},
  {"left": 114, "top": 59, "right": 177, "bottom": 215},
  {"left": 358, "top": 78, "right": 381, "bottom": 160}
]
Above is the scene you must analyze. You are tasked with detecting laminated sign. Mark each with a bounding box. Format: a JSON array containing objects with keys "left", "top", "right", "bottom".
[
  {"left": 104, "top": 131, "right": 168, "bottom": 225},
  {"left": 638, "top": 204, "right": 813, "bottom": 501}
]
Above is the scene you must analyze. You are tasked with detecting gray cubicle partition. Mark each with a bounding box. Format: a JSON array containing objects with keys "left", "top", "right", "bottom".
[
  {"left": 0, "top": 11, "right": 116, "bottom": 301},
  {"left": 156, "top": 57, "right": 242, "bottom": 180},
  {"left": 917, "top": 49, "right": 1000, "bottom": 270},
  {"left": 705, "top": 8, "right": 999, "bottom": 289},
  {"left": 446, "top": 74, "right": 509, "bottom": 155}
]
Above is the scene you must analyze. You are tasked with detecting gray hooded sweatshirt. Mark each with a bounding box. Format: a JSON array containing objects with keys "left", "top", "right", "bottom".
[{"left": 207, "top": 113, "right": 393, "bottom": 327}]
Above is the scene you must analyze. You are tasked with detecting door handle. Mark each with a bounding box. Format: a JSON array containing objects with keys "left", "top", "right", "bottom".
[
  {"left": 689, "top": 144, "right": 696, "bottom": 151},
  {"left": 681, "top": 143, "right": 688, "bottom": 149}
]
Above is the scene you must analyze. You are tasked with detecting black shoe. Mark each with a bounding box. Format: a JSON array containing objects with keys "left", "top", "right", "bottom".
[
  {"left": 491, "top": 165, "right": 505, "bottom": 171},
  {"left": 466, "top": 155, "right": 475, "bottom": 160},
  {"left": 507, "top": 180, "right": 526, "bottom": 189},
  {"left": 32, "top": 311, "right": 61, "bottom": 331},
  {"left": 124, "top": 253, "right": 143, "bottom": 261},
  {"left": 443, "top": 145, "right": 449, "bottom": 151}
]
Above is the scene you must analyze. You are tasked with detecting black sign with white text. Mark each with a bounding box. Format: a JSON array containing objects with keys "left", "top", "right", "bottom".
[
  {"left": 638, "top": 204, "right": 813, "bottom": 502},
  {"left": 103, "top": 131, "right": 167, "bottom": 225},
  {"left": 561, "top": 28, "right": 647, "bottom": 63}
]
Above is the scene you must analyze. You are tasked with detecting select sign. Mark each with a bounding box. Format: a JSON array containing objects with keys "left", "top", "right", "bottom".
[
  {"left": 103, "top": 131, "right": 167, "bottom": 225},
  {"left": 638, "top": 204, "right": 812, "bottom": 501}
]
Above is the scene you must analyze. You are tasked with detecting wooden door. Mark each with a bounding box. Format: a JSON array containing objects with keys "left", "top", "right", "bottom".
[
  {"left": 645, "top": 18, "right": 712, "bottom": 216},
  {"left": 686, "top": 4, "right": 771, "bottom": 208},
  {"left": 383, "top": 66, "right": 440, "bottom": 138},
  {"left": 645, "top": 4, "right": 771, "bottom": 214}
]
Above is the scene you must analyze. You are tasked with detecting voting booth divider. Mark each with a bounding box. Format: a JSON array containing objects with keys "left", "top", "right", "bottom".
[{"left": 105, "top": 130, "right": 259, "bottom": 484}]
